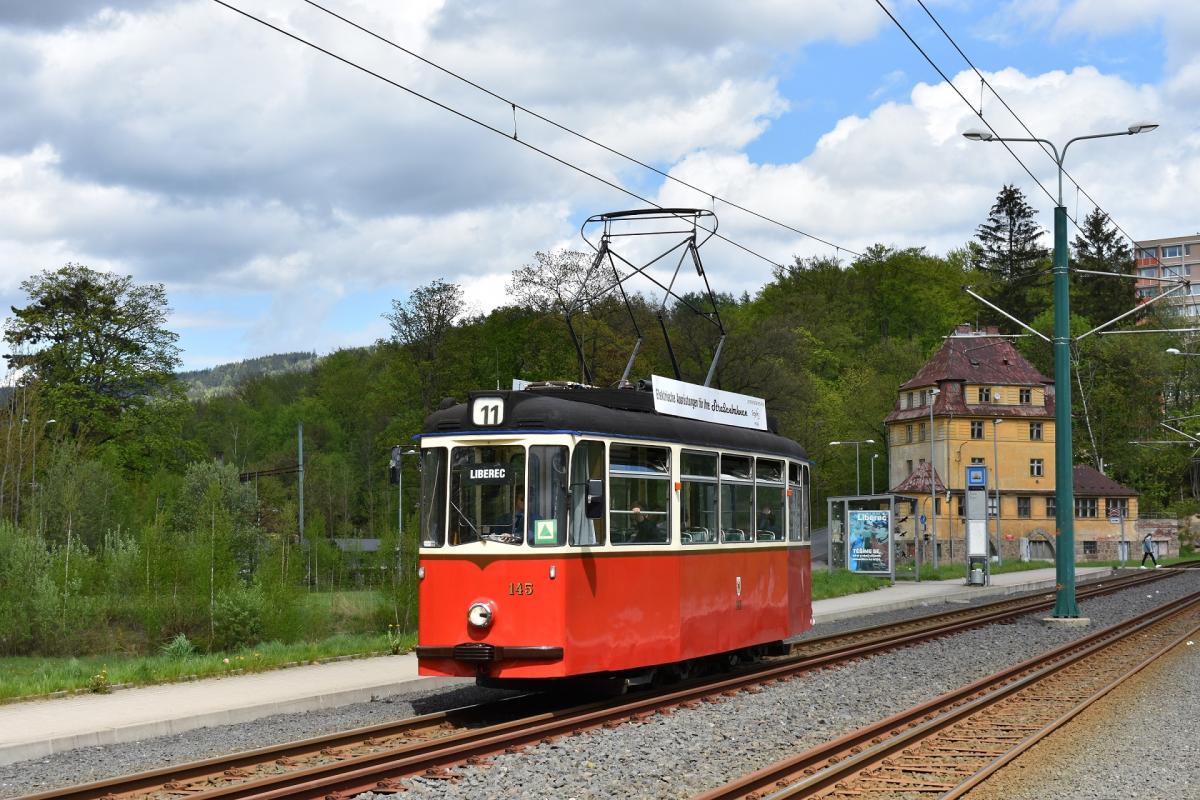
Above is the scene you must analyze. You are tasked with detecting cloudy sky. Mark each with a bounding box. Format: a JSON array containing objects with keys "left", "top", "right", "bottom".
[{"left": 1, "top": 1, "right": 1197, "bottom": 370}]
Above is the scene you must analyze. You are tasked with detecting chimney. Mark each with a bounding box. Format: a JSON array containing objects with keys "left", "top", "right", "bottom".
[{"left": 955, "top": 323, "right": 973, "bottom": 335}]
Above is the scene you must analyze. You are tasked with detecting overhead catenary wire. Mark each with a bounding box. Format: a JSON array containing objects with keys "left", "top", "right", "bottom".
[
  {"left": 209, "top": 0, "right": 848, "bottom": 273},
  {"left": 299, "top": 0, "right": 860, "bottom": 259},
  {"left": 871, "top": 0, "right": 1061, "bottom": 213},
  {"left": 913, "top": 0, "right": 1180, "bottom": 282}
]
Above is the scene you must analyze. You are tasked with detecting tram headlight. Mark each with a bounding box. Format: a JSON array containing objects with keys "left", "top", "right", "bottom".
[{"left": 467, "top": 601, "right": 494, "bottom": 629}]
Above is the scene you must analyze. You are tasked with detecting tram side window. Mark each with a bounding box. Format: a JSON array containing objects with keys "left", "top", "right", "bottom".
[
  {"left": 681, "top": 450, "right": 718, "bottom": 544},
  {"left": 720, "top": 454, "right": 754, "bottom": 543},
  {"left": 755, "top": 458, "right": 785, "bottom": 542},
  {"left": 569, "top": 440, "right": 606, "bottom": 546},
  {"left": 448, "top": 445, "right": 526, "bottom": 546},
  {"left": 528, "top": 445, "right": 568, "bottom": 546},
  {"left": 420, "top": 447, "right": 448, "bottom": 547},
  {"left": 788, "top": 462, "right": 809, "bottom": 542},
  {"left": 801, "top": 463, "right": 812, "bottom": 542},
  {"left": 609, "top": 444, "right": 671, "bottom": 545}
]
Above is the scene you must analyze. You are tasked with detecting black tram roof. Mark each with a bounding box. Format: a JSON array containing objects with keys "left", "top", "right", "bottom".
[{"left": 421, "top": 385, "right": 809, "bottom": 462}]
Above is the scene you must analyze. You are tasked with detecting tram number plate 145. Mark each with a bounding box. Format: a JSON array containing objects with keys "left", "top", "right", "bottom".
[{"left": 508, "top": 582, "right": 534, "bottom": 596}]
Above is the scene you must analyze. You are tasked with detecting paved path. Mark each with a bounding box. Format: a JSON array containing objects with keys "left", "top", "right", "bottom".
[
  {"left": 0, "top": 655, "right": 464, "bottom": 765},
  {"left": 0, "top": 565, "right": 1117, "bottom": 765}
]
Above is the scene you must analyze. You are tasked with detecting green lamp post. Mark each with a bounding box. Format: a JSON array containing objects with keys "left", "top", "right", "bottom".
[{"left": 962, "top": 122, "right": 1158, "bottom": 617}]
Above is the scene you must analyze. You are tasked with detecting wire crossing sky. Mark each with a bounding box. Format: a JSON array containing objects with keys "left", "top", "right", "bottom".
[{"left": 0, "top": 1, "right": 1195, "bottom": 369}]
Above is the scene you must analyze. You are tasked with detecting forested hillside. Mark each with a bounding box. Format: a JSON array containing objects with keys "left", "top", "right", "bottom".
[
  {"left": 2, "top": 192, "right": 1197, "bottom": 662},
  {"left": 178, "top": 352, "right": 320, "bottom": 400}
]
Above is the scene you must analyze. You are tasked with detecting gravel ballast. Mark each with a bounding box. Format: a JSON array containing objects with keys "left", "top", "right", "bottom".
[
  {"left": 359, "top": 571, "right": 1200, "bottom": 800},
  {"left": 3, "top": 571, "right": 1196, "bottom": 799}
]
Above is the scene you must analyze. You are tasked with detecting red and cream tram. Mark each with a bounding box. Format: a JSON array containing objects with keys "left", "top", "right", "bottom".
[{"left": 414, "top": 383, "right": 813, "bottom": 686}]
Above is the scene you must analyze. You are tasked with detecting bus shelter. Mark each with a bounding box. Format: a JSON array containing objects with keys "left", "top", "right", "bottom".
[{"left": 826, "top": 494, "right": 897, "bottom": 581}]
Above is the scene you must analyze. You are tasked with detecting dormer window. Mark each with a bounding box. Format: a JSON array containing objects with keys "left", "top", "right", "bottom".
[
  {"left": 1019, "top": 388, "right": 1032, "bottom": 405},
  {"left": 978, "top": 387, "right": 991, "bottom": 403}
]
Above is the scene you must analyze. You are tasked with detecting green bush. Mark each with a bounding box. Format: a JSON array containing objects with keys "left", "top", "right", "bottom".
[
  {"left": 211, "top": 587, "right": 264, "bottom": 651},
  {"left": 160, "top": 632, "right": 196, "bottom": 659}
]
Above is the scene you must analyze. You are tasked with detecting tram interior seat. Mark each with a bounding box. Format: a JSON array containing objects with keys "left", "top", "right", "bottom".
[
  {"left": 722, "top": 529, "right": 748, "bottom": 543},
  {"left": 682, "top": 527, "right": 714, "bottom": 543}
]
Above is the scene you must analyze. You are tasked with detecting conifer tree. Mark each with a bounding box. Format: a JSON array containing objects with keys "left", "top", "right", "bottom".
[
  {"left": 1070, "top": 207, "right": 1135, "bottom": 326},
  {"left": 974, "top": 184, "right": 1051, "bottom": 323}
]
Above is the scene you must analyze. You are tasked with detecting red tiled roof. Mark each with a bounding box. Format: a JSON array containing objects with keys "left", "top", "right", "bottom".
[
  {"left": 891, "top": 462, "right": 945, "bottom": 494},
  {"left": 1073, "top": 465, "right": 1138, "bottom": 497},
  {"left": 885, "top": 332, "right": 1054, "bottom": 424},
  {"left": 899, "top": 335, "right": 1049, "bottom": 391}
]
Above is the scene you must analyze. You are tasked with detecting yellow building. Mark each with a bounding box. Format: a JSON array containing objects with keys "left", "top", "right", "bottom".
[{"left": 884, "top": 325, "right": 1139, "bottom": 562}]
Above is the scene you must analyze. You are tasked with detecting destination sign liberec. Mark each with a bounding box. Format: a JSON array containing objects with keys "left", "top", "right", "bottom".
[
  {"left": 461, "top": 464, "right": 511, "bottom": 484},
  {"left": 651, "top": 375, "right": 767, "bottom": 431}
]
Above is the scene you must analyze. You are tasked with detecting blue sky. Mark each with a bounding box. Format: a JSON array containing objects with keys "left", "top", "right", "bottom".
[{"left": 1, "top": 1, "right": 1196, "bottom": 371}]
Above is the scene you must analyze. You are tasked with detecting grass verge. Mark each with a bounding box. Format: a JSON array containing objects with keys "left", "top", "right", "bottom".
[{"left": 0, "top": 631, "right": 416, "bottom": 703}]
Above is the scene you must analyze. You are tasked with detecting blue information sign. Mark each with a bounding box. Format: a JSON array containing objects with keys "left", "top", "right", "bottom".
[{"left": 966, "top": 465, "right": 988, "bottom": 488}]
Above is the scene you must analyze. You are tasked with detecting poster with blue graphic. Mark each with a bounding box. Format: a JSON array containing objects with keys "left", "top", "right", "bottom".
[{"left": 847, "top": 509, "right": 891, "bottom": 574}]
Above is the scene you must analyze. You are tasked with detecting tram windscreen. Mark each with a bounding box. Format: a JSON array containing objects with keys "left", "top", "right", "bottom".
[{"left": 449, "top": 445, "right": 526, "bottom": 545}]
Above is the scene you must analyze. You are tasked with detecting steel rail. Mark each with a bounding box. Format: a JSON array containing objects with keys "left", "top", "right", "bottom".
[
  {"left": 693, "top": 588, "right": 1200, "bottom": 800},
  {"left": 21, "top": 568, "right": 1185, "bottom": 800}
]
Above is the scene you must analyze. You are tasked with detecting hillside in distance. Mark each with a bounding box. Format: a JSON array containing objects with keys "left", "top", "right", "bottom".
[{"left": 178, "top": 351, "right": 320, "bottom": 399}]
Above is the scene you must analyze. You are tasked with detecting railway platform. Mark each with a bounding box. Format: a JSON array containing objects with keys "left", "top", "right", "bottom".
[{"left": 0, "top": 564, "right": 1117, "bottom": 766}]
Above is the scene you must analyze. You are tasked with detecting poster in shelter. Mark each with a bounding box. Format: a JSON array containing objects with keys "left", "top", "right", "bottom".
[{"left": 847, "top": 509, "right": 891, "bottom": 574}]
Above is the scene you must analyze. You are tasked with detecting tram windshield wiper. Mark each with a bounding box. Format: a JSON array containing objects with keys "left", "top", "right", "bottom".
[{"left": 448, "top": 500, "right": 481, "bottom": 542}]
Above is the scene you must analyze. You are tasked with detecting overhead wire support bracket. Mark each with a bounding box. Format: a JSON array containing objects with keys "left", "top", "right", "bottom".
[
  {"left": 1075, "top": 281, "right": 1189, "bottom": 341},
  {"left": 962, "top": 287, "right": 1050, "bottom": 343}
]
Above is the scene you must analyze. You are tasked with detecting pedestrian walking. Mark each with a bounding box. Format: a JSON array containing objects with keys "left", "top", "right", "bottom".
[{"left": 1140, "top": 533, "right": 1160, "bottom": 569}]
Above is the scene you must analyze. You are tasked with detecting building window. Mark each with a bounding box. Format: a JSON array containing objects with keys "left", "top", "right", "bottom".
[
  {"left": 907, "top": 391, "right": 914, "bottom": 408},
  {"left": 970, "top": 457, "right": 985, "bottom": 465},
  {"left": 1163, "top": 245, "right": 1183, "bottom": 258},
  {"left": 1019, "top": 388, "right": 1031, "bottom": 405},
  {"left": 906, "top": 459, "right": 913, "bottom": 476},
  {"left": 1107, "top": 498, "right": 1128, "bottom": 518},
  {"left": 1137, "top": 247, "right": 1157, "bottom": 259},
  {"left": 1075, "top": 497, "right": 1098, "bottom": 518},
  {"left": 1138, "top": 266, "right": 1158, "bottom": 278},
  {"left": 956, "top": 496, "right": 966, "bottom": 517},
  {"left": 971, "top": 421, "right": 984, "bottom": 439},
  {"left": 918, "top": 422, "right": 926, "bottom": 442},
  {"left": 906, "top": 424, "right": 913, "bottom": 443},
  {"left": 987, "top": 495, "right": 998, "bottom": 517},
  {"left": 934, "top": 497, "right": 941, "bottom": 514},
  {"left": 1046, "top": 496, "right": 1056, "bottom": 517},
  {"left": 1029, "top": 422, "right": 1043, "bottom": 441},
  {"left": 1083, "top": 540, "right": 1098, "bottom": 556},
  {"left": 978, "top": 387, "right": 991, "bottom": 403},
  {"left": 1030, "top": 458, "right": 1044, "bottom": 477},
  {"left": 1017, "top": 496, "right": 1031, "bottom": 518}
]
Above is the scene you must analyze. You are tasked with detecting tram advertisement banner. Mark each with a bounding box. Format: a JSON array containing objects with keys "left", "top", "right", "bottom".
[
  {"left": 847, "top": 509, "right": 891, "bottom": 574},
  {"left": 651, "top": 375, "right": 767, "bottom": 431}
]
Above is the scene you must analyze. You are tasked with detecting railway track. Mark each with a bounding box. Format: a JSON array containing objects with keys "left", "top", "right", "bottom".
[
  {"left": 19, "top": 567, "right": 1183, "bottom": 800},
  {"left": 694, "top": 586, "right": 1200, "bottom": 800}
]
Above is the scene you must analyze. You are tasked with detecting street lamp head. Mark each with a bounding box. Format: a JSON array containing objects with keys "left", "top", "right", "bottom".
[
  {"left": 45, "top": 419, "right": 56, "bottom": 425},
  {"left": 829, "top": 440, "right": 841, "bottom": 446},
  {"left": 864, "top": 439, "right": 876, "bottom": 444},
  {"left": 1166, "top": 347, "right": 1181, "bottom": 355},
  {"left": 962, "top": 129, "right": 995, "bottom": 142},
  {"left": 1128, "top": 121, "right": 1158, "bottom": 135}
]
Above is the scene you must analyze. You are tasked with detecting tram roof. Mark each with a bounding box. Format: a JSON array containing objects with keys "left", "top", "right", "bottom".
[{"left": 421, "top": 386, "right": 809, "bottom": 462}]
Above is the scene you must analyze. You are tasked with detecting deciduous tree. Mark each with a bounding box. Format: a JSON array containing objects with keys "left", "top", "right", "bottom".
[{"left": 3, "top": 264, "right": 181, "bottom": 442}]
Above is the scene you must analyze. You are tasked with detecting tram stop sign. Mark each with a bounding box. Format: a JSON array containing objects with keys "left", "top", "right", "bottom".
[{"left": 1108, "top": 509, "right": 1122, "bottom": 524}]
